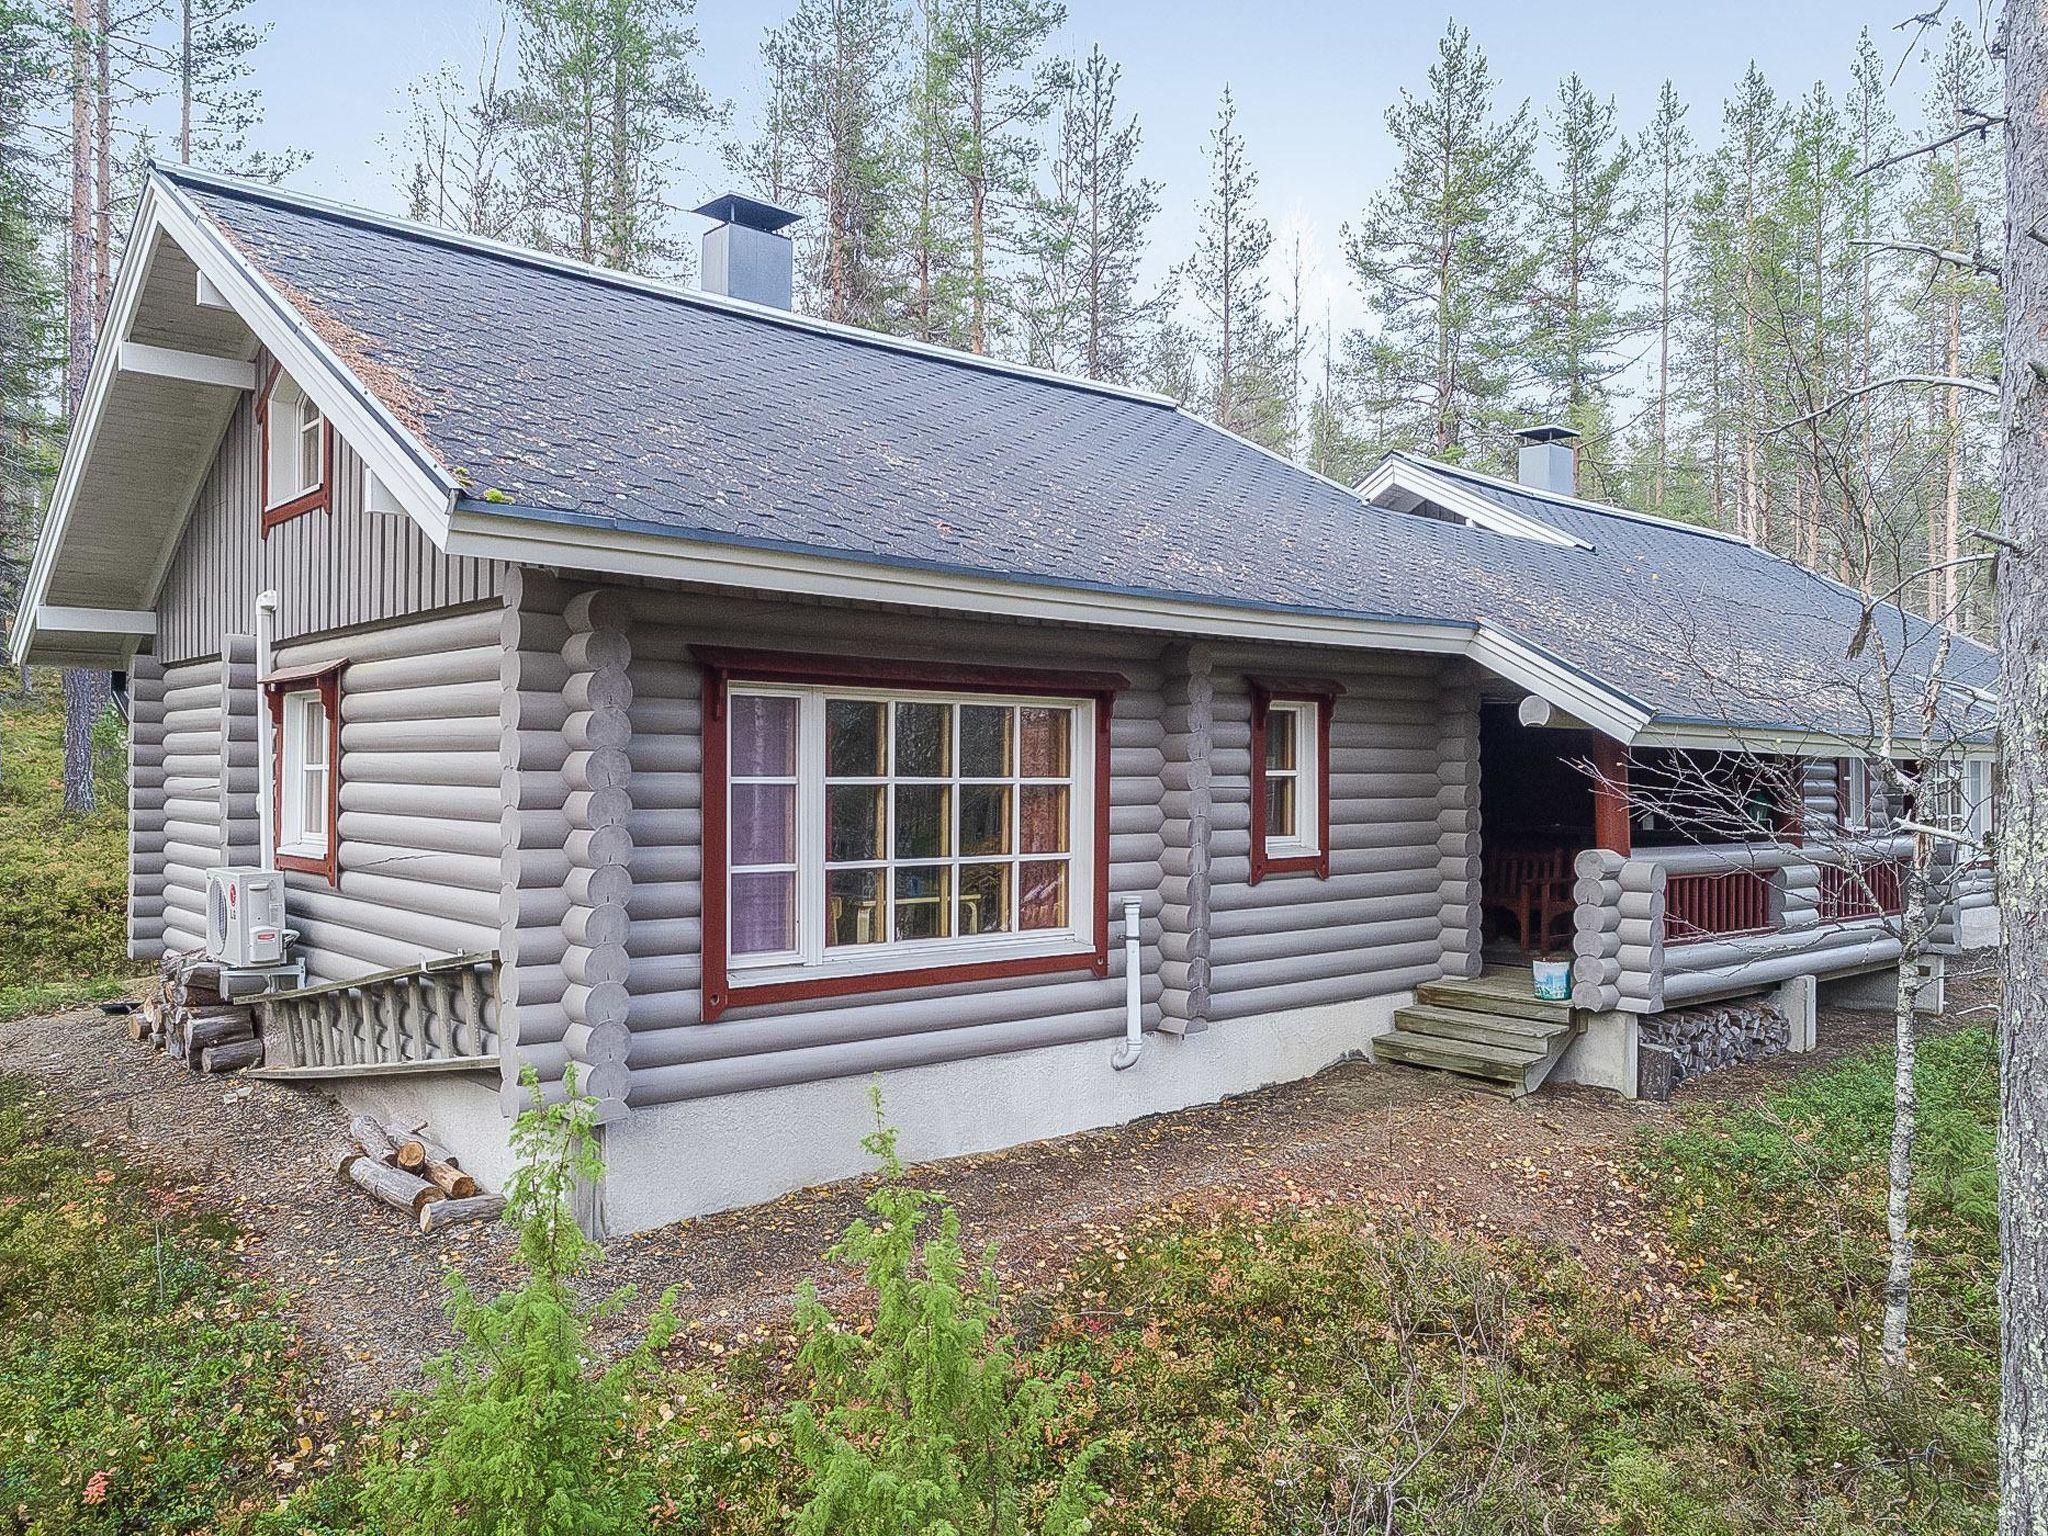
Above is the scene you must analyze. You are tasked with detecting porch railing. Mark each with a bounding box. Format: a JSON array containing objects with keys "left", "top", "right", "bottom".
[
  {"left": 1817, "top": 857, "right": 1905, "bottom": 923},
  {"left": 1663, "top": 868, "right": 1775, "bottom": 945}
]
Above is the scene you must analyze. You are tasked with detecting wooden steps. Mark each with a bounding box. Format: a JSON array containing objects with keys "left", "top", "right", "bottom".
[{"left": 1376, "top": 974, "right": 1580, "bottom": 1098}]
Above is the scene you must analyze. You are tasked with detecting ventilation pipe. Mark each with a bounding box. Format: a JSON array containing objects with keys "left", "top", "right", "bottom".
[
  {"left": 694, "top": 192, "right": 801, "bottom": 309},
  {"left": 255, "top": 589, "right": 278, "bottom": 871},
  {"left": 1514, "top": 423, "right": 1580, "bottom": 496},
  {"left": 1111, "top": 895, "right": 1144, "bottom": 1070}
]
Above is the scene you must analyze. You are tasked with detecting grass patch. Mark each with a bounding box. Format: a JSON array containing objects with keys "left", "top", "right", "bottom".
[
  {"left": 0, "top": 1075, "right": 311, "bottom": 1534},
  {"left": 1641, "top": 1026, "right": 1999, "bottom": 1384},
  {"left": 0, "top": 674, "right": 137, "bottom": 1020}
]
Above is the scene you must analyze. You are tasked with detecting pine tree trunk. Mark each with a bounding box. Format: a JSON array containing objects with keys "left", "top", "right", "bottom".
[
  {"left": 61, "top": 668, "right": 109, "bottom": 815},
  {"left": 179, "top": 0, "right": 191, "bottom": 161},
  {"left": 1998, "top": 2, "right": 2048, "bottom": 1524}
]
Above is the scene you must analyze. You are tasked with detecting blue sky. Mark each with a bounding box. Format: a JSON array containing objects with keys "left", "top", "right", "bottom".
[{"left": 226, "top": 0, "right": 1951, "bottom": 331}]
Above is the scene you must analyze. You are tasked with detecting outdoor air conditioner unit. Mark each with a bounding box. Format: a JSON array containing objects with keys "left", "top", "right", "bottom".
[{"left": 205, "top": 867, "right": 287, "bottom": 968}]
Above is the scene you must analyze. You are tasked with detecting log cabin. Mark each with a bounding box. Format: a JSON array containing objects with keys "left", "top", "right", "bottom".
[{"left": 11, "top": 166, "right": 2001, "bottom": 1230}]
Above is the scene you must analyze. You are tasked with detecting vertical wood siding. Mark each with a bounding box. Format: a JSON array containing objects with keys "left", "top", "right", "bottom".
[{"left": 153, "top": 349, "right": 505, "bottom": 666}]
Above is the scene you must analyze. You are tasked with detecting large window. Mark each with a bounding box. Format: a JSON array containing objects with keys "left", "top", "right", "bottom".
[
  {"left": 700, "top": 653, "right": 1119, "bottom": 1020},
  {"left": 1248, "top": 680, "right": 1336, "bottom": 882},
  {"left": 266, "top": 667, "right": 341, "bottom": 883},
  {"left": 262, "top": 369, "right": 328, "bottom": 528}
]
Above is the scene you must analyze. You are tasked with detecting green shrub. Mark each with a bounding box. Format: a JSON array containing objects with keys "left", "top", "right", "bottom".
[
  {"left": 785, "top": 1101, "right": 1103, "bottom": 1536},
  {"left": 360, "top": 1069, "right": 677, "bottom": 1536},
  {"left": 0, "top": 1076, "right": 306, "bottom": 1534}
]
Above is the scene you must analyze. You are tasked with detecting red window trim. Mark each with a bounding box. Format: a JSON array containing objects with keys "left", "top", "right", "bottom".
[
  {"left": 1248, "top": 676, "right": 1340, "bottom": 884},
  {"left": 264, "top": 663, "right": 343, "bottom": 886},
  {"left": 258, "top": 361, "right": 333, "bottom": 533},
  {"left": 693, "top": 646, "right": 1124, "bottom": 1023}
]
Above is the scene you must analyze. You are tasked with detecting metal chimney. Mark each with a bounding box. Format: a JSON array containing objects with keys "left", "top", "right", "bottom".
[
  {"left": 694, "top": 192, "right": 800, "bottom": 309},
  {"left": 1514, "top": 423, "right": 1580, "bottom": 497}
]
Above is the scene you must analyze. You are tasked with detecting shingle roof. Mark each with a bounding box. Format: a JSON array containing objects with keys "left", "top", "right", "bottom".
[{"left": 166, "top": 167, "right": 1996, "bottom": 739}]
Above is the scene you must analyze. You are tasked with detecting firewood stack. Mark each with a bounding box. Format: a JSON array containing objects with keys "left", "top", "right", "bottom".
[
  {"left": 132, "top": 953, "right": 263, "bottom": 1074},
  {"left": 336, "top": 1115, "right": 507, "bottom": 1233}
]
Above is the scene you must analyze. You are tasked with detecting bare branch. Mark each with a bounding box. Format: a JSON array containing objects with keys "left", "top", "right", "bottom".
[
  {"left": 1858, "top": 111, "right": 2006, "bottom": 177},
  {"left": 1767, "top": 373, "right": 2000, "bottom": 436},
  {"left": 1968, "top": 526, "right": 2034, "bottom": 555},
  {"left": 1849, "top": 236, "right": 2001, "bottom": 281}
]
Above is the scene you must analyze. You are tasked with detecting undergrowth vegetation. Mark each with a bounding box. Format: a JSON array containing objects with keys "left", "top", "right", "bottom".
[
  {"left": 0, "top": 674, "right": 134, "bottom": 1020},
  {"left": 0, "top": 1028, "right": 2002, "bottom": 1533},
  {"left": 0, "top": 1075, "right": 309, "bottom": 1535}
]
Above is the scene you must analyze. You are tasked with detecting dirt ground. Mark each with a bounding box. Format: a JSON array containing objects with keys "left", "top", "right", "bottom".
[{"left": 0, "top": 962, "right": 1994, "bottom": 1417}]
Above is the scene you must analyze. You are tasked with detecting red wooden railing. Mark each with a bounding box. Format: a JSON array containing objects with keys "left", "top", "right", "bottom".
[
  {"left": 1664, "top": 869, "right": 1775, "bottom": 945},
  {"left": 1818, "top": 858, "right": 1905, "bottom": 923}
]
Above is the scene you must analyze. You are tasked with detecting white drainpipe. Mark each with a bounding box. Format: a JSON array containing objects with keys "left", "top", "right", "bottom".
[
  {"left": 1111, "top": 895, "right": 1144, "bottom": 1070},
  {"left": 255, "top": 590, "right": 278, "bottom": 871}
]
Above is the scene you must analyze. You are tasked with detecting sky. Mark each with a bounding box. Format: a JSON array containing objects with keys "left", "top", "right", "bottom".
[{"left": 218, "top": 0, "right": 1962, "bottom": 336}]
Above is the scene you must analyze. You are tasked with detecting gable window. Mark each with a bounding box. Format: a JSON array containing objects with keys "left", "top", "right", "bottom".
[
  {"left": 261, "top": 368, "right": 329, "bottom": 529},
  {"left": 265, "top": 665, "right": 342, "bottom": 884},
  {"left": 698, "top": 649, "right": 1121, "bottom": 1021},
  {"left": 1249, "top": 678, "right": 1338, "bottom": 882}
]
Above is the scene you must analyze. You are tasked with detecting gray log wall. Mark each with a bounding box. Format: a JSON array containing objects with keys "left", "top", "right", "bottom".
[
  {"left": 1199, "top": 650, "right": 1467, "bottom": 1024},
  {"left": 489, "top": 578, "right": 1473, "bottom": 1114},
  {"left": 140, "top": 645, "right": 262, "bottom": 955},
  {"left": 269, "top": 602, "right": 506, "bottom": 982}
]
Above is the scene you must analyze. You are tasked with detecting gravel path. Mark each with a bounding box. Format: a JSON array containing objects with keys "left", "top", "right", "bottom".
[{"left": 2, "top": 970, "right": 1976, "bottom": 1418}]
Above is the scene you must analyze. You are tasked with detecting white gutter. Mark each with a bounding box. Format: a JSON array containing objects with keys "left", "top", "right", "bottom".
[
  {"left": 1111, "top": 896, "right": 1144, "bottom": 1071},
  {"left": 255, "top": 590, "right": 278, "bottom": 871}
]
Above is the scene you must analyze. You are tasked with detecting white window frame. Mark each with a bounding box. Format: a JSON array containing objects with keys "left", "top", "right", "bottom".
[
  {"left": 725, "top": 685, "right": 1097, "bottom": 989},
  {"left": 1841, "top": 757, "right": 1870, "bottom": 832},
  {"left": 264, "top": 372, "right": 324, "bottom": 511},
  {"left": 1262, "top": 699, "right": 1322, "bottom": 859},
  {"left": 1964, "top": 755, "right": 1993, "bottom": 841},
  {"left": 278, "top": 688, "right": 330, "bottom": 858}
]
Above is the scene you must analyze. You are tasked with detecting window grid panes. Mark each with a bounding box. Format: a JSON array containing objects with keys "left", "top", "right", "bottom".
[
  {"left": 266, "top": 376, "right": 323, "bottom": 507},
  {"left": 727, "top": 687, "right": 1085, "bottom": 971}
]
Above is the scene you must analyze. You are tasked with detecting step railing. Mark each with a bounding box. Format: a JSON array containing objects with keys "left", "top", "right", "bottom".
[{"left": 256, "top": 952, "right": 498, "bottom": 1075}]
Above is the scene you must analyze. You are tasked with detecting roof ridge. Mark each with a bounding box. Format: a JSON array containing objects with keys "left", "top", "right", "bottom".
[
  {"left": 157, "top": 162, "right": 1182, "bottom": 412},
  {"left": 1403, "top": 452, "right": 1754, "bottom": 546}
]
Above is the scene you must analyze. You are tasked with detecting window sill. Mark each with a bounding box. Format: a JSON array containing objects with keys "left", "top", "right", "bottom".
[
  {"left": 710, "top": 942, "right": 1105, "bottom": 1020},
  {"left": 1249, "top": 848, "right": 1329, "bottom": 883}
]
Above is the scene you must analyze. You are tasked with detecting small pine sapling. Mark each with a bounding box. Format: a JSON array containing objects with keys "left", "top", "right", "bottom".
[
  {"left": 362, "top": 1067, "right": 678, "bottom": 1536},
  {"left": 787, "top": 1093, "right": 1104, "bottom": 1535}
]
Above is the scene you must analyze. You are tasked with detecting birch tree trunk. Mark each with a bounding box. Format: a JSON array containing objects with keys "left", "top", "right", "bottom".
[{"left": 1999, "top": 2, "right": 2048, "bottom": 1526}]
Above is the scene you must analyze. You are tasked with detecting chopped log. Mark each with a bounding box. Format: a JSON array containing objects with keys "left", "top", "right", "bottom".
[
  {"left": 129, "top": 1003, "right": 155, "bottom": 1042},
  {"left": 388, "top": 1126, "right": 460, "bottom": 1171},
  {"left": 419, "top": 1159, "right": 478, "bottom": 1199},
  {"left": 165, "top": 1033, "right": 186, "bottom": 1062},
  {"left": 333, "top": 1143, "right": 364, "bottom": 1180},
  {"left": 419, "top": 1193, "right": 505, "bottom": 1233},
  {"left": 183, "top": 1012, "right": 255, "bottom": 1055},
  {"left": 200, "top": 1039, "right": 264, "bottom": 1074},
  {"left": 347, "top": 1157, "right": 445, "bottom": 1216},
  {"left": 349, "top": 1115, "right": 402, "bottom": 1163}
]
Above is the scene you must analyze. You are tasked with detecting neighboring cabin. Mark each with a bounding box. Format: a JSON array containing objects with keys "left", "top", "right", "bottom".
[{"left": 12, "top": 168, "right": 2000, "bottom": 1232}]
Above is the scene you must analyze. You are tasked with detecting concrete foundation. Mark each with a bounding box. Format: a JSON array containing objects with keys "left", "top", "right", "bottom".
[
  {"left": 1960, "top": 905, "right": 2001, "bottom": 951},
  {"left": 1820, "top": 956, "right": 1946, "bottom": 1017},
  {"left": 1551, "top": 1010, "right": 1638, "bottom": 1098},
  {"left": 329, "top": 1070, "right": 520, "bottom": 1197},
  {"left": 597, "top": 992, "right": 1405, "bottom": 1234}
]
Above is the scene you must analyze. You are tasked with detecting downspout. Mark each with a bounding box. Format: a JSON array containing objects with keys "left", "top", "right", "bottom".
[
  {"left": 1111, "top": 895, "right": 1144, "bottom": 1070},
  {"left": 255, "top": 589, "right": 278, "bottom": 871}
]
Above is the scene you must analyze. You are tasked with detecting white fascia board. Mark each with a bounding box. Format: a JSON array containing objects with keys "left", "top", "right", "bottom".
[
  {"left": 443, "top": 505, "right": 1475, "bottom": 656},
  {"left": 36, "top": 605, "right": 158, "bottom": 636},
  {"left": 9, "top": 182, "right": 173, "bottom": 665},
  {"left": 1386, "top": 452, "right": 1755, "bottom": 547},
  {"left": 1356, "top": 459, "right": 1593, "bottom": 551},
  {"left": 117, "top": 341, "right": 256, "bottom": 391},
  {"left": 1467, "top": 625, "right": 1651, "bottom": 742},
  {"left": 150, "top": 174, "right": 456, "bottom": 542}
]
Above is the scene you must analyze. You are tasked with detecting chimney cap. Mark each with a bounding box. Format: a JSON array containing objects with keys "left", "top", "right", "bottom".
[
  {"left": 693, "top": 191, "right": 801, "bottom": 235},
  {"left": 1513, "top": 422, "right": 1580, "bottom": 445}
]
